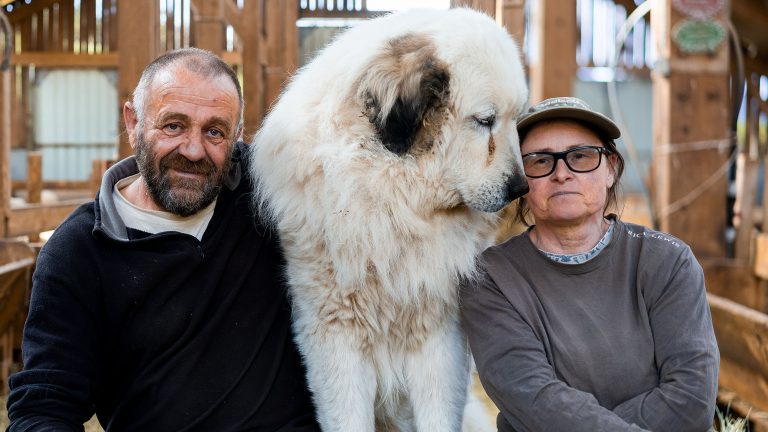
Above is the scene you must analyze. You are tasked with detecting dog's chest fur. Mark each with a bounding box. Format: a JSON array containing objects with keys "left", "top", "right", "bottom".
[{"left": 280, "top": 204, "right": 495, "bottom": 355}]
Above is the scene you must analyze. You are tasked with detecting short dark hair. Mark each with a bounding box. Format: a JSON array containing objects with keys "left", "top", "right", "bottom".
[{"left": 513, "top": 119, "right": 626, "bottom": 226}]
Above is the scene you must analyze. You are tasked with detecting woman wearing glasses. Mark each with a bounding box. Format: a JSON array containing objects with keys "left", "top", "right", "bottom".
[{"left": 461, "top": 97, "right": 719, "bottom": 432}]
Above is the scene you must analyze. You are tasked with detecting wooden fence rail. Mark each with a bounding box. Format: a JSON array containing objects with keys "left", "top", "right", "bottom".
[{"left": 709, "top": 293, "right": 768, "bottom": 431}]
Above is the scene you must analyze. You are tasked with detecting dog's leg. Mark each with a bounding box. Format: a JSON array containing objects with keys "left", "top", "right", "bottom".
[
  {"left": 404, "top": 317, "right": 469, "bottom": 432},
  {"left": 294, "top": 322, "right": 377, "bottom": 432}
]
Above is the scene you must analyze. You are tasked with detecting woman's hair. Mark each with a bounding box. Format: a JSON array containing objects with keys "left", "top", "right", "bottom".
[{"left": 512, "top": 119, "right": 626, "bottom": 226}]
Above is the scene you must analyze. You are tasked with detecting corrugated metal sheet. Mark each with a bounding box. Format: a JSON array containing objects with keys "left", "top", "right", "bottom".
[{"left": 33, "top": 70, "right": 119, "bottom": 180}]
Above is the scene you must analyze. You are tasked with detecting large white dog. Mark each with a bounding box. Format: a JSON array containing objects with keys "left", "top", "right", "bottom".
[{"left": 250, "top": 8, "right": 528, "bottom": 431}]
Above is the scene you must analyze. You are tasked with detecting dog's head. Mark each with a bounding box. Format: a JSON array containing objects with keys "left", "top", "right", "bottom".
[{"left": 356, "top": 8, "right": 529, "bottom": 213}]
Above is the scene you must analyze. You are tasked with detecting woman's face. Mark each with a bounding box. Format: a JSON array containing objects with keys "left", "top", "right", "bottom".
[{"left": 520, "top": 120, "right": 617, "bottom": 227}]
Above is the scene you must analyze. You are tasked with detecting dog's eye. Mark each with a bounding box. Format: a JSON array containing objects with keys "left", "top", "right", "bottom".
[{"left": 473, "top": 115, "right": 495, "bottom": 128}]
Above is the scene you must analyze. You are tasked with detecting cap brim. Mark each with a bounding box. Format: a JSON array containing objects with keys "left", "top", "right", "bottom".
[{"left": 517, "top": 107, "right": 621, "bottom": 140}]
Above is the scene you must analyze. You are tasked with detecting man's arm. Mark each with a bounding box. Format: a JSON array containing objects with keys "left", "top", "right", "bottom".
[
  {"left": 7, "top": 235, "right": 103, "bottom": 431},
  {"left": 461, "top": 273, "right": 649, "bottom": 432},
  {"left": 612, "top": 247, "right": 719, "bottom": 431}
]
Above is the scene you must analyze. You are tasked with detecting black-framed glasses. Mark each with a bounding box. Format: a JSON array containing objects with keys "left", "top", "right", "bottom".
[{"left": 522, "top": 146, "right": 610, "bottom": 178}]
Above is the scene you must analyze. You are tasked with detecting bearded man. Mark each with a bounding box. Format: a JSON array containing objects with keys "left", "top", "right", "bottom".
[{"left": 7, "top": 48, "right": 320, "bottom": 432}]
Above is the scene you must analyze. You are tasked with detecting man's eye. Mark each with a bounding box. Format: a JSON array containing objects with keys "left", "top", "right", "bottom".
[
  {"left": 164, "top": 123, "right": 182, "bottom": 132},
  {"left": 207, "top": 129, "right": 224, "bottom": 138}
]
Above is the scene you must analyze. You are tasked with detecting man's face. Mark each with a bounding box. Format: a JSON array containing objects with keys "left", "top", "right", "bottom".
[{"left": 132, "top": 67, "right": 241, "bottom": 216}]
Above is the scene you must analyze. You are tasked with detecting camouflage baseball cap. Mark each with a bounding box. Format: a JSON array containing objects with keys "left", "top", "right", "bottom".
[{"left": 517, "top": 97, "right": 621, "bottom": 139}]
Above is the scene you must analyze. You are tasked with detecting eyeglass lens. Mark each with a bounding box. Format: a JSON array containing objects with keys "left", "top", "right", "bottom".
[{"left": 522, "top": 147, "right": 604, "bottom": 178}]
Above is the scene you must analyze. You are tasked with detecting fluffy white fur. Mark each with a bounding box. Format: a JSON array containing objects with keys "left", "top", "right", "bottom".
[{"left": 250, "top": 8, "right": 528, "bottom": 431}]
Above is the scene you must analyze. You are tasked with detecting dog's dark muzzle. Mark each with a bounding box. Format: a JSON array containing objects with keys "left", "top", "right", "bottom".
[{"left": 507, "top": 174, "right": 529, "bottom": 201}]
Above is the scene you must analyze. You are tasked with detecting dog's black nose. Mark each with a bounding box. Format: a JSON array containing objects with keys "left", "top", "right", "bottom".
[{"left": 507, "top": 176, "right": 529, "bottom": 201}]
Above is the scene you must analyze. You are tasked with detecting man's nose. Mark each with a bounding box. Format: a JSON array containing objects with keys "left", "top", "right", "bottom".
[{"left": 178, "top": 130, "right": 206, "bottom": 161}]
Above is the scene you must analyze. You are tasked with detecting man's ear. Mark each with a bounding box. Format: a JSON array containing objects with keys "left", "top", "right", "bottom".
[{"left": 123, "top": 101, "right": 139, "bottom": 149}]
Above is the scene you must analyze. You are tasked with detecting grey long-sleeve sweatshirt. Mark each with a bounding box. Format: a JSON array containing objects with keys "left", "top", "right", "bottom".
[{"left": 461, "top": 218, "right": 719, "bottom": 432}]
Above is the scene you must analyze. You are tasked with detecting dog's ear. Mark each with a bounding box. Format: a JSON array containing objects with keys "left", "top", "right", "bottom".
[{"left": 360, "top": 33, "right": 450, "bottom": 155}]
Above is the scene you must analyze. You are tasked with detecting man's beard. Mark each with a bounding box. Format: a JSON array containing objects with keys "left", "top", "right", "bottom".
[{"left": 134, "top": 131, "right": 233, "bottom": 217}]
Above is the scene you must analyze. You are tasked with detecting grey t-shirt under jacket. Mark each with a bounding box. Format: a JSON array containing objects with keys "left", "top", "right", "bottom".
[{"left": 460, "top": 218, "right": 719, "bottom": 432}]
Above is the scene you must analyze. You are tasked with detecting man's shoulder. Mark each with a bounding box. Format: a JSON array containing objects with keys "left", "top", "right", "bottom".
[{"left": 56, "top": 201, "right": 97, "bottom": 236}]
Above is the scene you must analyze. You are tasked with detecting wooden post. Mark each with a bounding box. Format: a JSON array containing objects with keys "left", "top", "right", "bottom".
[
  {"left": 497, "top": 0, "right": 525, "bottom": 49},
  {"left": 117, "top": 0, "right": 159, "bottom": 159},
  {"left": 241, "top": 0, "right": 264, "bottom": 141},
  {"left": 451, "top": 0, "right": 496, "bottom": 16},
  {"left": 650, "top": 0, "right": 729, "bottom": 258},
  {"left": 0, "top": 60, "right": 10, "bottom": 238},
  {"left": 26, "top": 152, "right": 41, "bottom": 205},
  {"left": 529, "top": 0, "right": 576, "bottom": 102},
  {"left": 263, "top": 0, "right": 298, "bottom": 111},
  {"left": 191, "top": 0, "right": 226, "bottom": 55},
  {"left": 90, "top": 159, "right": 110, "bottom": 197}
]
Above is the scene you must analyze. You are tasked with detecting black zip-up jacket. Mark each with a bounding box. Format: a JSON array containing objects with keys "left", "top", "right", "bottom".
[{"left": 7, "top": 143, "right": 320, "bottom": 431}]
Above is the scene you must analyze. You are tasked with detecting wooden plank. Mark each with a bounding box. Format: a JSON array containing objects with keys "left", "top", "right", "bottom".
[
  {"left": 190, "top": 0, "right": 225, "bottom": 54},
  {"left": 10, "top": 52, "right": 118, "bottom": 67},
  {"left": 11, "top": 180, "right": 91, "bottom": 191},
  {"left": 497, "top": 0, "right": 525, "bottom": 50},
  {"left": 450, "top": 0, "right": 496, "bottom": 16},
  {"left": 46, "top": 3, "right": 55, "bottom": 51},
  {"left": 701, "top": 258, "right": 766, "bottom": 312},
  {"left": 35, "top": 9, "right": 44, "bottom": 51},
  {"left": 241, "top": 0, "right": 264, "bottom": 141},
  {"left": 709, "top": 293, "right": 768, "bottom": 412},
  {"left": 90, "top": 159, "right": 112, "bottom": 196},
  {"left": 263, "top": 0, "right": 298, "bottom": 110},
  {"left": 6, "top": 200, "right": 88, "bottom": 238},
  {"left": 650, "top": 0, "right": 729, "bottom": 259},
  {"left": 222, "top": 0, "right": 242, "bottom": 37},
  {"left": 529, "top": 0, "right": 576, "bottom": 102},
  {"left": 117, "top": 0, "right": 159, "bottom": 159},
  {"left": 718, "top": 388, "right": 768, "bottom": 432},
  {"left": 4, "top": 0, "right": 58, "bottom": 24},
  {"left": 756, "top": 234, "right": 768, "bottom": 280},
  {"left": 732, "top": 153, "right": 758, "bottom": 259},
  {"left": 0, "top": 68, "right": 10, "bottom": 238},
  {"left": 0, "top": 240, "right": 35, "bottom": 395},
  {"left": 297, "top": 9, "right": 381, "bottom": 19},
  {"left": 52, "top": 2, "right": 61, "bottom": 51},
  {"left": 26, "top": 151, "right": 41, "bottom": 204},
  {"left": 220, "top": 50, "right": 241, "bottom": 66},
  {"left": 66, "top": 0, "right": 74, "bottom": 52}
]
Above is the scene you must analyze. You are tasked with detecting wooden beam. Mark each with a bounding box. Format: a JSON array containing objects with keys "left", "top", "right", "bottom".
[
  {"left": 718, "top": 388, "right": 768, "bottom": 432},
  {"left": 25, "top": 152, "right": 41, "bottom": 205},
  {"left": 709, "top": 293, "right": 768, "bottom": 413},
  {"left": 263, "top": 0, "right": 298, "bottom": 112},
  {"left": 117, "top": 0, "right": 159, "bottom": 159},
  {"left": 190, "top": 0, "right": 226, "bottom": 55},
  {"left": 4, "top": 0, "right": 58, "bottom": 24},
  {"left": 10, "top": 52, "right": 118, "bottom": 68},
  {"left": 701, "top": 258, "right": 767, "bottom": 313},
  {"left": 497, "top": 0, "right": 525, "bottom": 50},
  {"left": 529, "top": 0, "right": 577, "bottom": 102},
  {"left": 650, "top": 0, "right": 729, "bottom": 258},
  {"left": 5, "top": 200, "right": 88, "bottom": 238},
  {"left": 220, "top": 50, "right": 241, "bottom": 67},
  {"left": 451, "top": 0, "right": 496, "bottom": 16},
  {"left": 222, "top": 0, "right": 242, "bottom": 37},
  {"left": 298, "top": 9, "right": 382, "bottom": 19},
  {"left": 0, "top": 68, "right": 10, "bottom": 238},
  {"left": 240, "top": 0, "right": 264, "bottom": 141}
]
